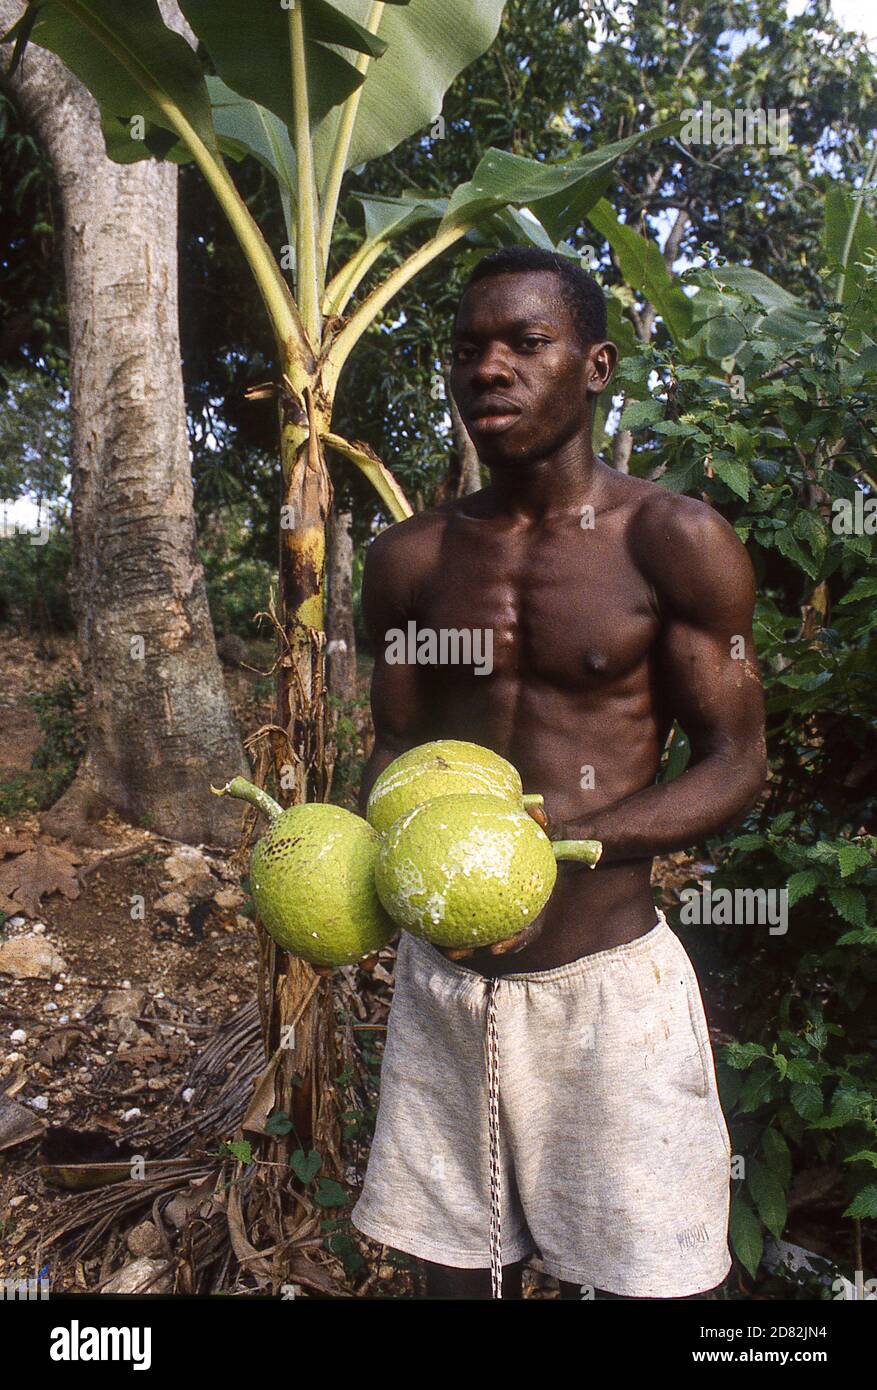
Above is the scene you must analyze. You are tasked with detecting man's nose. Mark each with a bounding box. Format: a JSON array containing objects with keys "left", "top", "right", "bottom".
[{"left": 471, "top": 346, "right": 515, "bottom": 385}]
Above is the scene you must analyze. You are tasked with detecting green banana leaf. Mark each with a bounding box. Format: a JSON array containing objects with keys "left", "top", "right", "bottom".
[
  {"left": 4, "top": 0, "right": 219, "bottom": 155},
  {"left": 439, "top": 121, "right": 681, "bottom": 243},
  {"left": 352, "top": 189, "right": 448, "bottom": 243},
  {"left": 101, "top": 90, "right": 251, "bottom": 169},
  {"left": 178, "top": 0, "right": 388, "bottom": 130},
  {"left": 585, "top": 196, "right": 693, "bottom": 347},
  {"left": 310, "top": 0, "right": 509, "bottom": 192},
  {"left": 100, "top": 113, "right": 186, "bottom": 164},
  {"left": 475, "top": 205, "right": 577, "bottom": 253},
  {"left": 206, "top": 77, "right": 298, "bottom": 244},
  {"left": 353, "top": 190, "right": 583, "bottom": 258}
]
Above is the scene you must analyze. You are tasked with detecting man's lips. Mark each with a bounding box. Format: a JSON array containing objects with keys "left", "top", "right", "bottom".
[{"left": 467, "top": 400, "right": 522, "bottom": 432}]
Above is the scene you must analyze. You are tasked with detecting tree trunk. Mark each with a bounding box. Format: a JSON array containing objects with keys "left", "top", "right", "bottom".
[
  {"left": 1, "top": 1, "right": 247, "bottom": 847},
  {"left": 326, "top": 508, "right": 357, "bottom": 703},
  {"left": 452, "top": 391, "right": 483, "bottom": 496},
  {"left": 611, "top": 427, "right": 633, "bottom": 474},
  {"left": 436, "top": 374, "right": 482, "bottom": 502}
]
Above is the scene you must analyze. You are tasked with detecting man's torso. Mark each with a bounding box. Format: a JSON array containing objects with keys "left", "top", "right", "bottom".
[{"left": 395, "top": 468, "right": 675, "bottom": 975}]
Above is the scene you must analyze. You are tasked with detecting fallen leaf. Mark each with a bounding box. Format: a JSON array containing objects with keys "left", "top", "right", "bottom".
[
  {"left": 240, "top": 1052, "right": 280, "bottom": 1138},
  {"left": 39, "top": 1027, "right": 87, "bottom": 1066},
  {"left": 0, "top": 842, "right": 81, "bottom": 917},
  {"left": 0, "top": 1092, "right": 47, "bottom": 1151},
  {"left": 0, "top": 835, "right": 36, "bottom": 857},
  {"left": 0, "top": 936, "right": 68, "bottom": 979}
]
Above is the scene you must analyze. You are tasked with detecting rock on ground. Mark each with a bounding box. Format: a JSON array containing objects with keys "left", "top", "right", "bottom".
[
  {"left": 0, "top": 936, "right": 67, "bottom": 980},
  {"left": 102, "top": 1256, "right": 172, "bottom": 1294}
]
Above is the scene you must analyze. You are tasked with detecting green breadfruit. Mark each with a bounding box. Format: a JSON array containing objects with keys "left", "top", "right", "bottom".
[
  {"left": 366, "top": 739, "right": 543, "bottom": 835},
  {"left": 375, "top": 792, "right": 600, "bottom": 950},
  {"left": 211, "top": 779, "right": 394, "bottom": 968}
]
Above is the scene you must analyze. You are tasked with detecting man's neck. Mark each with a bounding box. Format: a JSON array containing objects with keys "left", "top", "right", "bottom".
[{"left": 484, "top": 433, "right": 604, "bottom": 522}]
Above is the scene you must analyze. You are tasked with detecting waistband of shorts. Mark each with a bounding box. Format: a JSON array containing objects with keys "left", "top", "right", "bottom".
[{"left": 411, "top": 908, "right": 673, "bottom": 987}]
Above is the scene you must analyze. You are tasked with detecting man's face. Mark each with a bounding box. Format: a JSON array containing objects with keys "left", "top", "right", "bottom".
[{"left": 450, "top": 270, "right": 615, "bottom": 468}]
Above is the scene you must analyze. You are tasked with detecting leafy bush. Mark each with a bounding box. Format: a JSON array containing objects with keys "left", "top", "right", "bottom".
[
  {"left": 0, "top": 675, "right": 85, "bottom": 815},
  {"left": 621, "top": 240, "right": 877, "bottom": 1284},
  {"left": 328, "top": 691, "right": 371, "bottom": 812},
  {"left": 28, "top": 675, "right": 86, "bottom": 778},
  {"left": 0, "top": 526, "right": 74, "bottom": 635},
  {"left": 198, "top": 505, "right": 273, "bottom": 643}
]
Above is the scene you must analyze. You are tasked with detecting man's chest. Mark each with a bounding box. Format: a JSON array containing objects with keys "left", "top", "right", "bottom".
[{"left": 414, "top": 522, "right": 659, "bottom": 688}]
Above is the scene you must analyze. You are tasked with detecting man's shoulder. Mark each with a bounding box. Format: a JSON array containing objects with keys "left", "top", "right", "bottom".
[
  {"left": 604, "top": 467, "right": 735, "bottom": 545},
  {"left": 600, "top": 469, "right": 741, "bottom": 565},
  {"left": 367, "top": 491, "right": 487, "bottom": 560},
  {"left": 615, "top": 472, "right": 754, "bottom": 615},
  {"left": 364, "top": 497, "right": 464, "bottom": 582}
]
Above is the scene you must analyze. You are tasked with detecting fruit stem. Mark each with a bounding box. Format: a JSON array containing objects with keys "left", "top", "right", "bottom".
[
  {"left": 552, "top": 839, "right": 603, "bottom": 868},
  {"left": 521, "top": 793, "right": 544, "bottom": 808},
  {"left": 210, "top": 777, "right": 283, "bottom": 822}
]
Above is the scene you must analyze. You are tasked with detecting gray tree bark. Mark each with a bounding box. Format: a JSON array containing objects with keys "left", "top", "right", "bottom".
[
  {"left": 435, "top": 373, "right": 482, "bottom": 504},
  {"left": 1, "top": 1, "right": 247, "bottom": 846},
  {"left": 326, "top": 507, "right": 357, "bottom": 703},
  {"left": 452, "top": 391, "right": 483, "bottom": 496}
]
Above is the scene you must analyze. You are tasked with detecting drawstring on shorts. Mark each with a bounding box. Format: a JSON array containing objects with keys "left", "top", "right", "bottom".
[{"left": 485, "top": 977, "right": 502, "bottom": 1299}]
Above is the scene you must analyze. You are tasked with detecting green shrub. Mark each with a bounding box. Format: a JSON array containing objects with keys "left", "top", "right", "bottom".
[
  {"left": 624, "top": 261, "right": 877, "bottom": 1285},
  {"left": 0, "top": 526, "right": 74, "bottom": 634},
  {"left": 198, "top": 505, "right": 273, "bottom": 643}
]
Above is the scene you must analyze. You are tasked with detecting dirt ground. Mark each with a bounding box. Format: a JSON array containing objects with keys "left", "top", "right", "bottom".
[
  {"left": 0, "top": 629, "right": 762, "bottom": 1299},
  {"left": 0, "top": 632, "right": 402, "bottom": 1295}
]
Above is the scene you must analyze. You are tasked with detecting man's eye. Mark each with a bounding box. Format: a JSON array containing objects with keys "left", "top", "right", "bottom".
[
  {"left": 453, "top": 345, "right": 475, "bottom": 362},
  {"left": 521, "top": 336, "right": 548, "bottom": 351}
]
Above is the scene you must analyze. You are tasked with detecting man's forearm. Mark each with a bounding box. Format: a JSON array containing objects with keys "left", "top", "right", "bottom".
[
  {"left": 557, "top": 750, "right": 766, "bottom": 862},
  {"left": 357, "top": 742, "right": 402, "bottom": 817}
]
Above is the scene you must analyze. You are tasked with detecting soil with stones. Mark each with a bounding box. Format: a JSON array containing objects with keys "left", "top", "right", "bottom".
[{"left": 0, "top": 627, "right": 804, "bottom": 1301}]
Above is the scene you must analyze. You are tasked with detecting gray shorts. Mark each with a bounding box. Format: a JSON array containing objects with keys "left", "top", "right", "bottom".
[{"left": 352, "top": 910, "right": 732, "bottom": 1297}]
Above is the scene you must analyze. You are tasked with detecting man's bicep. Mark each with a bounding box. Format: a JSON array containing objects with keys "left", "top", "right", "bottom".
[
  {"left": 658, "top": 613, "right": 763, "bottom": 762},
  {"left": 369, "top": 652, "right": 430, "bottom": 752},
  {"left": 653, "top": 509, "right": 765, "bottom": 762},
  {"left": 362, "top": 531, "right": 430, "bottom": 753}
]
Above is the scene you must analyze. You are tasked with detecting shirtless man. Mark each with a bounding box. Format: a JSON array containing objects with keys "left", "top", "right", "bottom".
[{"left": 350, "top": 247, "right": 766, "bottom": 1300}]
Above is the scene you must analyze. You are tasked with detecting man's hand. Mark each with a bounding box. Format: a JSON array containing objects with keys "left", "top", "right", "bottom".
[{"left": 438, "top": 913, "right": 546, "bottom": 962}]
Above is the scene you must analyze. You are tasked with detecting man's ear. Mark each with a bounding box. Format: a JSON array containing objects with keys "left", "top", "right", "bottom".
[{"left": 585, "top": 340, "right": 618, "bottom": 397}]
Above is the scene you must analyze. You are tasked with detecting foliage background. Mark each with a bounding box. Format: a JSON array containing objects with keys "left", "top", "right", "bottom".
[{"left": 0, "top": 0, "right": 875, "bottom": 1294}]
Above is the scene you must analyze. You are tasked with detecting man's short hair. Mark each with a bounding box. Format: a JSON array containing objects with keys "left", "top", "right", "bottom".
[{"left": 458, "top": 247, "right": 608, "bottom": 350}]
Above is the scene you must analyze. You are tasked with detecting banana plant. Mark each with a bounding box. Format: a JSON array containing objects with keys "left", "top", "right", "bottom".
[
  {"left": 5, "top": 0, "right": 678, "bottom": 804},
  {"left": 822, "top": 157, "right": 877, "bottom": 354},
  {"left": 3, "top": 0, "right": 680, "bottom": 1218}
]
